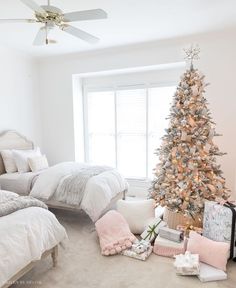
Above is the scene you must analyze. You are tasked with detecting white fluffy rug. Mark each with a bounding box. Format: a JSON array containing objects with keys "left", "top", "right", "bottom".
[{"left": 13, "top": 209, "right": 236, "bottom": 288}]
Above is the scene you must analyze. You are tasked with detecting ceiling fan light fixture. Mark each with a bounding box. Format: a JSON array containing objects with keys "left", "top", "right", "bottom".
[{"left": 0, "top": 0, "right": 108, "bottom": 46}]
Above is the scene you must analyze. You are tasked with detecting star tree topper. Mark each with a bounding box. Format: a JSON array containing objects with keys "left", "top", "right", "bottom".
[{"left": 184, "top": 44, "right": 200, "bottom": 70}]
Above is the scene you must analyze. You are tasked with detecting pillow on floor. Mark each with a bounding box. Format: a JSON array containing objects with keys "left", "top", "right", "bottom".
[
  {"left": 187, "top": 231, "right": 230, "bottom": 271},
  {"left": 117, "top": 199, "right": 155, "bottom": 234}
]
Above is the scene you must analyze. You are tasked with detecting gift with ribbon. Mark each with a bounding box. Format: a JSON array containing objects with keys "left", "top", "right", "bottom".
[
  {"left": 140, "top": 217, "right": 167, "bottom": 242},
  {"left": 174, "top": 251, "right": 200, "bottom": 275},
  {"left": 121, "top": 239, "right": 153, "bottom": 261}
]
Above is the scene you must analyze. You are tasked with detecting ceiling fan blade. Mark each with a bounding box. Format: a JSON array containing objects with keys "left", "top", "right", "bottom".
[
  {"left": 0, "top": 19, "right": 36, "bottom": 23},
  {"left": 63, "top": 9, "right": 107, "bottom": 22},
  {"left": 20, "top": 0, "right": 47, "bottom": 15},
  {"left": 33, "top": 27, "right": 46, "bottom": 46},
  {"left": 62, "top": 25, "right": 99, "bottom": 44}
]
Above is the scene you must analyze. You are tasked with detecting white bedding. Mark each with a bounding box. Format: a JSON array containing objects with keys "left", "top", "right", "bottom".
[
  {"left": 30, "top": 162, "right": 127, "bottom": 221},
  {"left": 0, "top": 193, "right": 67, "bottom": 286},
  {"left": 0, "top": 171, "right": 40, "bottom": 195}
]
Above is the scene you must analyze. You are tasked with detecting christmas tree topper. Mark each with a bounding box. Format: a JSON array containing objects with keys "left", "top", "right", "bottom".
[{"left": 184, "top": 45, "right": 200, "bottom": 70}]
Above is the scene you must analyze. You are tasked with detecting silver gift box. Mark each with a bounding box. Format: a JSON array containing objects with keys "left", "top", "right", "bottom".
[{"left": 159, "top": 226, "right": 184, "bottom": 243}]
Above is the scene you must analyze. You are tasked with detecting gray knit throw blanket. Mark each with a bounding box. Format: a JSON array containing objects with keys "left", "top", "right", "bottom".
[
  {"left": 56, "top": 165, "right": 112, "bottom": 206},
  {"left": 0, "top": 196, "right": 47, "bottom": 217}
]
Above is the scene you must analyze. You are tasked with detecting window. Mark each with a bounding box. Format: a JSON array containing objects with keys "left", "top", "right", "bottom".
[{"left": 83, "top": 85, "right": 175, "bottom": 179}]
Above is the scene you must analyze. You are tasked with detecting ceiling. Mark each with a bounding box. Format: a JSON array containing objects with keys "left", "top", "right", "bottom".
[{"left": 0, "top": 0, "right": 236, "bottom": 57}]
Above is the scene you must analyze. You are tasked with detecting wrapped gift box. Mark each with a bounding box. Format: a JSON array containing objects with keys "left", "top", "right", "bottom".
[
  {"left": 131, "top": 239, "right": 150, "bottom": 254},
  {"left": 198, "top": 263, "right": 227, "bottom": 282},
  {"left": 174, "top": 251, "right": 200, "bottom": 275},
  {"left": 153, "top": 235, "right": 187, "bottom": 258},
  {"left": 121, "top": 239, "right": 153, "bottom": 261},
  {"left": 141, "top": 217, "right": 167, "bottom": 242},
  {"left": 159, "top": 227, "right": 184, "bottom": 242}
]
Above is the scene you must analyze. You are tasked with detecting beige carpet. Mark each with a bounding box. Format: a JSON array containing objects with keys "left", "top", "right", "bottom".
[{"left": 13, "top": 209, "right": 236, "bottom": 288}]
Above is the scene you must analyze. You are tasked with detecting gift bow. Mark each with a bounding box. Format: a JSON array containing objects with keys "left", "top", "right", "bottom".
[{"left": 144, "top": 220, "right": 162, "bottom": 240}]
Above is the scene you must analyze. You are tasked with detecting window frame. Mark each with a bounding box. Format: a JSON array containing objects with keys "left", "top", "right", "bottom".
[{"left": 82, "top": 81, "right": 176, "bottom": 181}]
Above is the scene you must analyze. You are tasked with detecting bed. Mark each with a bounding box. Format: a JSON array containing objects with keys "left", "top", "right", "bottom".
[
  {"left": 0, "top": 130, "right": 127, "bottom": 222},
  {"left": 0, "top": 190, "right": 67, "bottom": 288}
]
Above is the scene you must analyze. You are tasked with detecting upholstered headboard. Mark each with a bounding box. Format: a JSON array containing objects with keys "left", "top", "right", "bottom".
[{"left": 0, "top": 130, "right": 34, "bottom": 175}]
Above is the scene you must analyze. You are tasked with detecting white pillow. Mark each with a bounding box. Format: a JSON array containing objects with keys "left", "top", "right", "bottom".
[
  {"left": 117, "top": 199, "right": 155, "bottom": 234},
  {"left": 1, "top": 150, "right": 17, "bottom": 173},
  {"left": 28, "top": 155, "right": 49, "bottom": 172},
  {"left": 12, "top": 147, "right": 41, "bottom": 173}
]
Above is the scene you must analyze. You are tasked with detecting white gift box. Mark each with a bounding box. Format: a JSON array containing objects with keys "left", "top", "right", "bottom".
[
  {"left": 198, "top": 263, "right": 227, "bottom": 282},
  {"left": 141, "top": 217, "right": 167, "bottom": 242},
  {"left": 174, "top": 251, "right": 200, "bottom": 275}
]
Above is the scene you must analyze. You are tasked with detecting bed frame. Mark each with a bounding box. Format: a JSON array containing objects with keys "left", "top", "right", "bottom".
[
  {"left": 1, "top": 245, "right": 58, "bottom": 288},
  {"left": 0, "top": 130, "right": 126, "bottom": 206}
]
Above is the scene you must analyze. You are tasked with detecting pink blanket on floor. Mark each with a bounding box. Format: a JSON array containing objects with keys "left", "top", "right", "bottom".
[{"left": 95, "top": 210, "right": 136, "bottom": 256}]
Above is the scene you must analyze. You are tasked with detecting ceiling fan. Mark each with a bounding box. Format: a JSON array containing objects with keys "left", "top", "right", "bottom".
[{"left": 0, "top": 0, "right": 107, "bottom": 45}]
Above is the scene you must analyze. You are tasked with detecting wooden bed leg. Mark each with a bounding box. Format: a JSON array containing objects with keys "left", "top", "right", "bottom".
[
  {"left": 51, "top": 246, "right": 58, "bottom": 267},
  {"left": 123, "top": 189, "right": 127, "bottom": 200}
]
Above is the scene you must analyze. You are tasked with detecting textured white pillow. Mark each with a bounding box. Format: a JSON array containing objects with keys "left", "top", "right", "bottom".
[
  {"left": 12, "top": 147, "right": 41, "bottom": 173},
  {"left": 117, "top": 199, "right": 155, "bottom": 234},
  {"left": 28, "top": 155, "right": 49, "bottom": 172},
  {"left": 1, "top": 150, "right": 18, "bottom": 173}
]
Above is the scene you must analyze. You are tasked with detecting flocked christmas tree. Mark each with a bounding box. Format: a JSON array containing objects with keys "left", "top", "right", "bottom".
[{"left": 150, "top": 45, "right": 230, "bottom": 218}]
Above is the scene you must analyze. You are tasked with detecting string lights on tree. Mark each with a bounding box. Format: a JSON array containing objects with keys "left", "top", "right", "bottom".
[{"left": 150, "top": 45, "right": 230, "bottom": 218}]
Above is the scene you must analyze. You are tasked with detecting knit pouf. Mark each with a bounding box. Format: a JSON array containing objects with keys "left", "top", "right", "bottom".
[{"left": 163, "top": 208, "right": 202, "bottom": 229}]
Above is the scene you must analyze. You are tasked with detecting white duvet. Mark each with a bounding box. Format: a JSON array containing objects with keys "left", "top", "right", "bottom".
[
  {"left": 30, "top": 162, "right": 127, "bottom": 221},
  {"left": 0, "top": 192, "right": 67, "bottom": 287}
]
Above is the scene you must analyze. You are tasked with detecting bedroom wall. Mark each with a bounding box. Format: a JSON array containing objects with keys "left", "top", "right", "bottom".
[
  {"left": 0, "top": 44, "right": 41, "bottom": 146},
  {"left": 38, "top": 28, "right": 236, "bottom": 198}
]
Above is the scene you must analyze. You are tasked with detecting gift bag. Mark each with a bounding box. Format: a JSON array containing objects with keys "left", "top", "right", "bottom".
[{"left": 203, "top": 201, "right": 236, "bottom": 260}]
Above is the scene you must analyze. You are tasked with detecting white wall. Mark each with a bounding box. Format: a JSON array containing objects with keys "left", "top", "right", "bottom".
[
  {"left": 38, "top": 28, "right": 236, "bottom": 197},
  {"left": 0, "top": 45, "right": 41, "bottom": 146}
]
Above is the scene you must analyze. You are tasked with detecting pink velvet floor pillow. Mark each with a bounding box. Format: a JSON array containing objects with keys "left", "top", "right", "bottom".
[{"left": 187, "top": 231, "right": 230, "bottom": 271}]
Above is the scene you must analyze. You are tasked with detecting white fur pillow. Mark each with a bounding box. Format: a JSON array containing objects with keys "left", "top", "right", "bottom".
[
  {"left": 1, "top": 150, "right": 17, "bottom": 173},
  {"left": 117, "top": 199, "right": 155, "bottom": 234},
  {"left": 12, "top": 147, "right": 41, "bottom": 173},
  {"left": 28, "top": 155, "right": 49, "bottom": 172}
]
